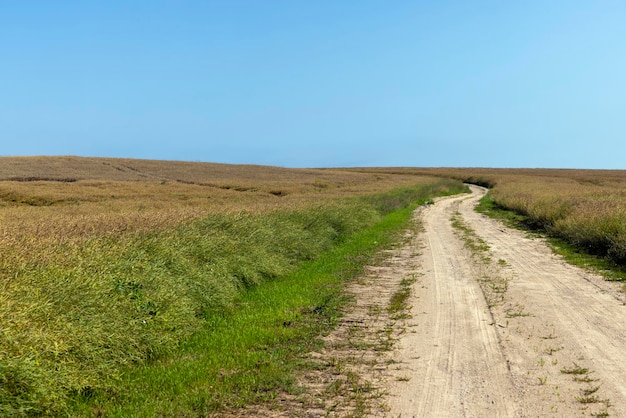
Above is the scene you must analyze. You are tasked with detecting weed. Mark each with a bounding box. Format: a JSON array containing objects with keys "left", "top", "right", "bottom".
[
  {"left": 576, "top": 395, "right": 601, "bottom": 404},
  {"left": 560, "top": 363, "right": 589, "bottom": 375},
  {"left": 505, "top": 305, "right": 532, "bottom": 318},
  {"left": 450, "top": 209, "right": 512, "bottom": 309},
  {"left": 387, "top": 275, "right": 416, "bottom": 318},
  {"left": 451, "top": 212, "right": 491, "bottom": 256},
  {"left": 467, "top": 170, "right": 626, "bottom": 274},
  {"left": 582, "top": 386, "right": 601, "bottom": 396},
  {"left": 574, "top": 375, "right": 599, "bottom": 383},
  {"left": 544, "top": 346, "right": 562, "bottom": 355}
]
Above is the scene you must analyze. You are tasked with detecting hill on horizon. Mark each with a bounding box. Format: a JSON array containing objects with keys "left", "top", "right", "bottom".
[{"left": 0, "top": 155, "right": 321, "bottom": 183}]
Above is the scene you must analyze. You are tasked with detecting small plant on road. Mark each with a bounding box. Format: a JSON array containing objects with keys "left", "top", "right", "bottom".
[
  {"left": 560, "top": 363, "right": 588, "bottom": 376},
  {"left": 387, "top": 274, "right": 417, "bottom": 320}
]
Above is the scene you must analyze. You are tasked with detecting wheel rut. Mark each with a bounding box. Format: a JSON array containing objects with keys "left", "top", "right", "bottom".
[{"left": 386, "top": 190, "right": 519, "bottom": 417}]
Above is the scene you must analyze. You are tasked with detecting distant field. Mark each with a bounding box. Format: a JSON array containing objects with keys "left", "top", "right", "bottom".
[
  {"left": 0, "top": 157, "right": 437, "bottom": 264},
  {"left": 435, "top": 168, "right": 626, "bottom": 268}
]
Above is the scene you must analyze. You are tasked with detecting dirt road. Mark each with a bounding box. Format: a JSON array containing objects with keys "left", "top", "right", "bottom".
[{"left": 385, "top": 186, "right": 626, "bottom": 417}]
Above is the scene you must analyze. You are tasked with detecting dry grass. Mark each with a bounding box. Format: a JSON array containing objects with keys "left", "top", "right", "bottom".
[
  {"left": 488, "top": 174, "right": 626, "bottom": 265},
  {"left": 7, "top": 158, "right": 625, "bottom": 270},
  {"left": 0, "top": 156, "right": 437, "bottom": 266}
]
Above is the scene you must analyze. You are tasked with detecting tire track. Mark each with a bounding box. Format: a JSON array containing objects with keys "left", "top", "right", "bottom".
[{"left": 387, "top": 191, "right": 519, "bottom": 417}]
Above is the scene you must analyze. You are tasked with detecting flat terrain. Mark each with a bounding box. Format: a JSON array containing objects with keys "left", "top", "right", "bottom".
[
  {"left": 4, "top": 157, "right": 625, "bottom": 416},
  {"left": 384, "top": 186, "right": 625, "bottom": 417}
]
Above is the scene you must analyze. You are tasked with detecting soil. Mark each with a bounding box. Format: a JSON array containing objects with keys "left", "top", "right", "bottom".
[{"left": 234, "top": 186, "right": 626, "bottom": 417}]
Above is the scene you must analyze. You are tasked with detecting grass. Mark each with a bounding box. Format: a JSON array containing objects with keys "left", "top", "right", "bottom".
[
  {"left": 0, "top": 156, "right": 452, "bottom": 253},
  {"left": 364, "top": 167, "right": 626, "bottom": 275},
  {"left": 450, "top": 209, "right": 511, "bottom": 307},
  {"left": 387, "top": 275, "right": 417, "bottom": 320},
  {"left": 0, "top": 156, "right": 467, "bottom": 416},
  {"left": 546, "top": 239, "right": 626, "bottom": 282},
  {"left": 475, "top": 193, "right": 534, "bottom": 230},
  {"left": 560, "top": 363, "right": 612, "bottom": 413},
  {"left": 451, "top": 211, "right": 491, "bottom": 258},
  {"left": 561, "top": 363, "right": 589, "bottom": 375},
  {"left": 70, "top": 195, "right": 428, "bottom": 416},
  {"left": 473, "top": 172, "right": 626, "bottom": 272},
  {"left": 505, "top": 306, "right": 532, "bottom": 318}
]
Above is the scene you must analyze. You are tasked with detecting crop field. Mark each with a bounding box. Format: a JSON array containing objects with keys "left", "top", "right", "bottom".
[{"left": 0, "top": 156, "right": 466, "bottom": 416}]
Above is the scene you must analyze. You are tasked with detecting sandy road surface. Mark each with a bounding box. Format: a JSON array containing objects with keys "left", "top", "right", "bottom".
[{"left": 385, "top": 186, "right": 626, "bottom": 417}]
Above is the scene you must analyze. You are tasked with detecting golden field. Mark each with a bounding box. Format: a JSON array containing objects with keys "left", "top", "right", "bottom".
[
  {"left": 0, "top": 156, "right": 439, "bottom": 265},
  {"left": 4, "top": 158, "right": 625, "bottom": 274}
]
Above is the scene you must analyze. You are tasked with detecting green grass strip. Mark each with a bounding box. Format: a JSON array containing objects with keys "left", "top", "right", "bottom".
[{"left": 72, "top": 205, "right": 418, "bottom": 417}]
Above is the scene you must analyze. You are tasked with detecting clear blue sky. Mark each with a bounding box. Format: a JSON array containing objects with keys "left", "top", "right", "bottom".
[{"left": 2, "top": 1, "right": 625, "bottom": 168}]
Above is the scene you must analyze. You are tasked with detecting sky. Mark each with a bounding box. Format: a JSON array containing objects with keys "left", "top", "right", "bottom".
[{"left": 1, "top": 1, "right": 625, "bottom": 168}]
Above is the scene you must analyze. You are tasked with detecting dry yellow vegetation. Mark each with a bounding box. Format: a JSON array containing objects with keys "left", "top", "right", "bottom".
[
  {"left": 5, "top": 159, "right": 625, "bottom": 270},
  {"left": 5, "top": 156, "right": 624, "bottom": 416},
  {"left": 0, "top": 156, "right": 437, "bottom": 265}
]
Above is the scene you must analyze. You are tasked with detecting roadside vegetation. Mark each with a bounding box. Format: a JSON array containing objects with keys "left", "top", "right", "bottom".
[
  {"left": 486, "top": 174, "right": 626, "bottom": 269},
  {"left": 477, "top": 194, "right": 626, "bottom": 285},
  {"left": 450, "top": 208, "right": 511, "bottom": 309},
  {"left": 0, "top": 156, "right": 465, "bottom": 416}
]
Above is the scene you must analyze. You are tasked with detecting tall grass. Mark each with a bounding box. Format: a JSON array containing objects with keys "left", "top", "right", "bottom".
[
  {"left": 0, "top": 179, "right": 465, "bottom": 415},
  {"left": 486, "top": 176, "right": 626, "bottom": 266},
  {"left": 74, "top": 200, "right": 422, "bottom": 417}
]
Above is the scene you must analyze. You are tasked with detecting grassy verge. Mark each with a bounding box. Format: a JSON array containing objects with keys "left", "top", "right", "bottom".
[
  {"left": 1, "top": 179, "right": 466, "bottom": 416},
  {"left": 477, "top": 194, "right": 626, "bottom": 284},
  {"left": 71, "top": 198, "right": 432, "bottom": 416},
  {"left": 73, "top": 201, "right": 411, "bottom": 417}
]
